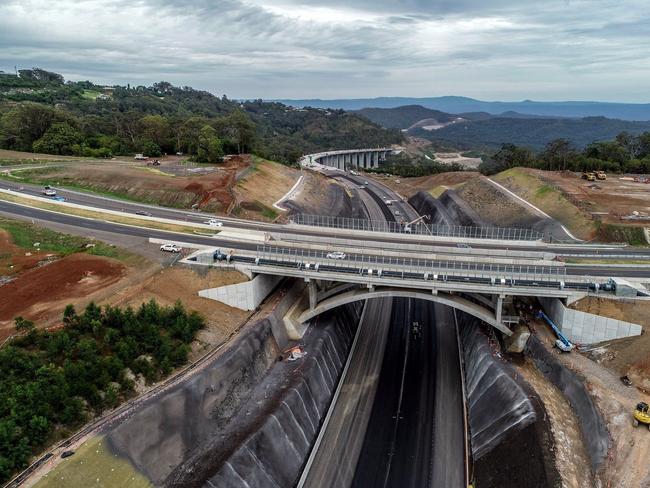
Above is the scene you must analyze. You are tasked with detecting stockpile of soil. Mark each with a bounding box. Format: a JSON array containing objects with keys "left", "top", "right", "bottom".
[{"left": 0, "top": 254, "right": 125, "bottom": 334}]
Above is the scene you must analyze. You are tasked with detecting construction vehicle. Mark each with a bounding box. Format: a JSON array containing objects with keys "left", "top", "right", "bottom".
[
  {"left": 403, "top": 214, "right": 430, "bottom": 233},
  {"left": 595, "top": 170, "right": 607, "bottom": 180},
  {"left": 582, "top": 171, "right": 596, "bottom": 181},
  {"left": 536, "top": 310, "right": 574, "bottom": 352},
  {"left": 633, "top": 402, "right": 650, "bottom": 429}
]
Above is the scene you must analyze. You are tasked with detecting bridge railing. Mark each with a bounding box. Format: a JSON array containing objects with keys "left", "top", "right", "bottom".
[
  {"left": 290, "top": 214, "right": 543, "bottom": 241},
  {"left": 256, "top": 245, "right": 568, "bottom": 283}
]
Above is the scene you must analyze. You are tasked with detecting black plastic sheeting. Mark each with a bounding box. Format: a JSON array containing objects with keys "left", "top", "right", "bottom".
[
  {"left": 409, "top": 190, "right": 487, "bottom": 228},
  {"left": 165, "top": 303, "right": 360, "bottom": 487},
  {"left": 459, "top": 315, "right": 537, "bottom": 459},
  {"left": 525, "top": 335, "right": 610, "bottom": 472}
]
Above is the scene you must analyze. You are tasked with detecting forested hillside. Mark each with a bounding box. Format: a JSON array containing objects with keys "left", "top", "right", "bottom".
[
  {"left": 0, "top": 68, "right": 402, "bottom": 163},
  {"left": 355, "top": 105, "right": 458, "bottom": 129},
  {"left": 414, "top": 116, "right": 650, "bottom": 151}
]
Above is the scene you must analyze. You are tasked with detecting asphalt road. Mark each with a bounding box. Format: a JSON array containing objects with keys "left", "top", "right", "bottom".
[
  {"left": 351, "top": 298, "right": 465, "bottom": 487},
  {"left": 299, "top": 298, "right": 393, "bottom": 487},
  {"left": 2, "top": 200, "right": 650, "bottom": 280},
  {"left": 4, "top": 176, "right": 650, "bottom": 261}
]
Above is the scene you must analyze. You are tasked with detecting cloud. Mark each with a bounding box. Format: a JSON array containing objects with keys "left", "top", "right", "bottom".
[{"left": 0, "top": 0, "right": 648, "bottom": 100}]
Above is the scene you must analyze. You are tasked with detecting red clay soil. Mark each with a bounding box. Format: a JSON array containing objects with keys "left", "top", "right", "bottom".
[
  {"left": 0, "top": 254, "right": 125, "bottom": 337},
  {"left": 0, "top": 230, "right": 53, "bottom": 276},
  {"left": 183, "top": 155, "right": 250, "bottom": 210}
]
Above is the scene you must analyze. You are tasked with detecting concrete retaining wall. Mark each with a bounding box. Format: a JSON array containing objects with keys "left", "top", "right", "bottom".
[
  {"left": 199, "top": 274, "right": 283, "bottom": 311},
  {"left": 540, "top": 297, "right": 642, "bottom": 344}
]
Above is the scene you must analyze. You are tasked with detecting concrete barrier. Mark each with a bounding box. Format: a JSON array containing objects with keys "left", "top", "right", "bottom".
[{"left": 539, "top": 297, "right": 642, "bottom": 344}]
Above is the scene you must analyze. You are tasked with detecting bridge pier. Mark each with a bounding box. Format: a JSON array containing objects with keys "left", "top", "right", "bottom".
[
  {"left": 494, "top": 294, "right": 504, "bottom": 324},
  {"left": 308, "top": 279, "right": 318, "bottom": 310}
]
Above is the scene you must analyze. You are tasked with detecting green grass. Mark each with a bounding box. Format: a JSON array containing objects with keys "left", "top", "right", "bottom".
[
  {"left": 261, "top": 204, "right": 278, "bottom": 220},
  {"left": 81, "top": 89, "right": 102, "bottom": 100},
  {"left": 493, "top": 168, "right": 596, "bottom": 240},
  {"left": 33, "top": 436, "right": 152, "bottom": 488},
  {"left": 0, "top": 217, "right": 137, "bottom": 262},
  {"left": 596, "top": 222, "right": 648, "bottom": 246}
]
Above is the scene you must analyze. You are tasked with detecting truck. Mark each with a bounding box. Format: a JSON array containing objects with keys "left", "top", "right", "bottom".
[
  {"left": 595, "top": 170, "right": 607, "bottom": 180},
  {"left": 134, "top": 153, "right": 147, "bottom": 160}
]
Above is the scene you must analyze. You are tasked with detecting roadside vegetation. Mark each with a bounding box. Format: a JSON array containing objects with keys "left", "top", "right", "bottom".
[
  {"left": 0, "top": 300, "right": 204, "bottom": 483},
  {"left": 0, "top": 69, "right": 402, "bottom": 165},
  {"left": 368, "top": 152, "right": 466, "bottom": 177},
  {"left": 0, "top": 217, "right": 134, "bottom": 262},
  {"left": 478, "top": 132, "right": 650, "bottom": 175}
]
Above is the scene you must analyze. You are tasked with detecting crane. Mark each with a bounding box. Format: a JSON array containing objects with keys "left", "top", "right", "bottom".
[
  {"left": 403, "top": 215, "right": 430, "bottom": 233},
  {"left": 536, "top": 310, "right": 574, "bottom": 352}
]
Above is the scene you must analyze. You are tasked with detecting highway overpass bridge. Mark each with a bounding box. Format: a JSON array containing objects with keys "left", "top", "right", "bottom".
[
  {"left": 300, "top": 147, "right": 394, "bottom": 170},
  {"left": 190, "top": 244, "right": 609, "bottom": 338}
]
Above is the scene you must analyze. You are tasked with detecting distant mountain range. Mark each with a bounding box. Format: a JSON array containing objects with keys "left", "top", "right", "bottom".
[
  {"left": 349, "top": 104, "right": 650, "bottom": 151},
  {"left": 275, "top": 96, "right": 650, "bottom": 122}
]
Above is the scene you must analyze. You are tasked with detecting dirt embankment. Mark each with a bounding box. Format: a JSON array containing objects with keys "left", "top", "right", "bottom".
[
  {"left": 284, "top": 171, "right": 365, "bottom": 219},
  {"left": 370, "top": 171, "right": 475, "bottom": 199},
  {"left": 109, "top": 266, "right": 250, "bottom": 356},
  {"left": 455, "top": 177, "right": 543, "bottom": 229},
  {"left": 0, "top": 253, "right": 126, "bottom": 337},
  {"left": 8, "top": 155, "right": 308, "bottom": 221}
]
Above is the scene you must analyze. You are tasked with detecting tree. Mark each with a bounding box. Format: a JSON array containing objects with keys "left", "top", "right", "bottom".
[
  {"left": 195, "top": 125, "right": 223, "bottom": 163},
  {"left": 32, "top": 122, "right": 82, "bottom": 155},
  {"left": 18, "top": 68, "right": 64, "bottom": 84},
  {"left": 540, "top": 138, "right": 574, "bottom": 171},
  {"left": 0, "top": 104, "right": 67, "bottom": 151},
  {"left": 141, "top": 139, "right": 162, "bottom": 157},
  {"left": 225, "top": 109, "right": 256, "bottom": 153},
  {"left": 14, "top": 317, "right": 35, "bottom": 333},
  {"left": 140, "top": 115, "right": 171, "bottom": 151}
]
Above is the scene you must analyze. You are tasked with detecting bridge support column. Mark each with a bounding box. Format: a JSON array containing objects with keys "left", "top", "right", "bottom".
[
  {"left": 308, "top": 279, "right": 318, "bottom": 310},
  {"left": 494, "top": 294, "right": 504, "bottom": 325}
]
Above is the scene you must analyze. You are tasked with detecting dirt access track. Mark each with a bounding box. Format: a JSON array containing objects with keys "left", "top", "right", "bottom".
[{"left": 539, "top": 169, "right": 650, "bottom": 223}]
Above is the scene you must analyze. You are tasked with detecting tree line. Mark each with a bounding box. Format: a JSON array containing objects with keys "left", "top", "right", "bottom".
[
  {"left": 0, "top": 70, "right": 403, "bottom": 164},
  {"left": 0, "top": 300, "right": 204, "bottom": 482},
  {"left": 478, "top": 132, "right": 650, "bottom": 175}
]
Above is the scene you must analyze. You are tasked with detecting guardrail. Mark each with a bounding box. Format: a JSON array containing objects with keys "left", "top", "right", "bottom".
[
  {"left": 255, "top": 245, "right": 570, "bottom": 284},
  {"left": 290, "top": 214, "right": 543, "bottom": 241}
]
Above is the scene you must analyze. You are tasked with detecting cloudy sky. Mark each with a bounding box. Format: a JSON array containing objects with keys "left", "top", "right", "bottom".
[{"left": 0, "top": 0, "right": 648, "bottom": 101}]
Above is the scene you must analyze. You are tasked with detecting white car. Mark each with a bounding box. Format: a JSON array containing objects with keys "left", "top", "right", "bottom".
[
  {"left": 204, "top": 219, "right": 224, "bottom": 227},
  {"left": 42, "top": 186, "right": 56, "bottom": 196},
  {"left": 326, "top": 251, "right": 346, "bottom": 260},
  {"left": 160, "top": 243, "right": 182, "bottom": 253}
]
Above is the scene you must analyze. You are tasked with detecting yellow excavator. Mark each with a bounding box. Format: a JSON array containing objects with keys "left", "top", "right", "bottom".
[{"left": 633, "top": 402, "right": 650, "bottom": 430}]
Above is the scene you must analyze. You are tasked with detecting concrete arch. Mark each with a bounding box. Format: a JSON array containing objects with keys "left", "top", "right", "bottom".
[{"left": 298, "top": 286, "right": 512, "bottom": 336}]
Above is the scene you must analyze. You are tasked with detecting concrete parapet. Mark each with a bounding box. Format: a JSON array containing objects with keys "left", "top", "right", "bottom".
[
  {"left": 539, "top": 297, "right": 642, "bottom": 344},
  {"left": 199, "top": 273, "right": 282, "bottom": 311}
]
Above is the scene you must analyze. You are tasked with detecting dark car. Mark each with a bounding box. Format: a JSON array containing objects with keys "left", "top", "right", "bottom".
[
  {"left": 135, "top": 210, "right": 153, "bottom": 217},
  {"left": 61, "top": 450, "right": 75, "bottom": 459}
]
